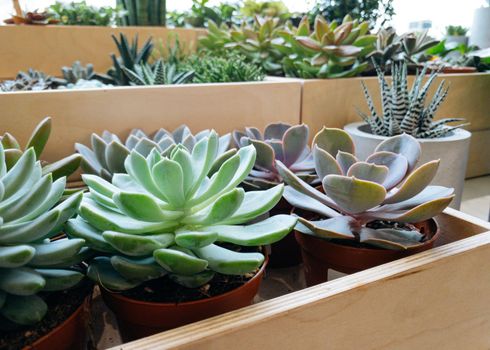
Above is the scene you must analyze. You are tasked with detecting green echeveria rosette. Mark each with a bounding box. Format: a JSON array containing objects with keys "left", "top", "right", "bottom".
[
  {"left": 76, "top": 125, "right": 234, "bottom": 182},
  {"left": 277, "top": 128, "right": 454, "bottom": 250},
  {"left": 233, "top": 123, "right": 317, "bottom": 190},
  {"left": 67, "top": 132, "right": 297, "bottom": 291},
  {"left": 0, "top": 145, "right": 86, "bottom": 327}
]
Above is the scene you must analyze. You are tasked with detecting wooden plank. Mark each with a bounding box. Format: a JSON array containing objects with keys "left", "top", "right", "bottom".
[
  {"left": 113, "top": 210, "right": 490, "bottom": 350},
  {"left": 466, "top": 128, "right": 490, "bottom": 178},
  {"left": 0, "top": 25, "right": 205, "bottom": 79},
  {"left": 0, "top": 81, "right": 302, "bottom": 163}
]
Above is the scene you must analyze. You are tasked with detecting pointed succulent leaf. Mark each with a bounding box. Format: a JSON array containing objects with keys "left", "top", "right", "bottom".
[
  {"left": 375, "top": 133, "right": 421, "bottom": 171},
  {"left": 102, "top": 231, "right": 174, "bottom": 256},
  {"left": 366, "top": 151, "right": 408, "bottom": 190},
  {"left": 0, "top": 245, "right": 35, "bottom": 268},
  {"left": 105, "top": 141, "right": 130, "bottom": 174},
  {"left": 298, "top": 216, "right": 357, "bottom": 239},
  {"left": 87, "top": 257, "right": 140, "bottom": 291},
  {"left": 111, "top": 256, "right": 166, "bottom": 281},
  {"left": 29, "top": 238, "right": 85, "bottom": 266},
  {"left": 113, "top": 191, "right": 181, "bottom": 222},
  {"left": 375, "top": 195, "right": 454, "bottom": 223},
  {"left": 2, "top": 148, "right": 36, "bottom": 199},
  {"left": 1, "top": 294, "right": 47, "bottom": 325},
  {"left": 313, "top": 128, "right": 355, "bottom": 157},
  {"left": 4, "top": 149, "right": 23, "bottom": 170},
  {"left": 194, "top": 244, "right": 264, "bottom": 275},
  {"left": 124, "top": 151, "right": 165, "bottom": 200},
  {"left": 66, "top": 217, "right": 117, "bottom": 253},
  {"left": 0, "top": 267, "right": 45, "bottom": 296},
  {"left": 36, "top": 269, "right": 84, "bottom": 292},
  {"left": 42, "top": 154, "right": 81, "bottom": 180},
  {"left": 360, "top": 227, "right": 424, "bottom": 250},
  {"left": 250, "top": 139, "right": 275, "bottom": 172},
  {"left": 25, "top": 117, "right": 51, "bottom": 159},
  {"left": 169, "top": 270, "right": 215, "bottom": 288},
  {"left": 264, "top": 123, "right": 291, "bottom": 140},
  {"left": 347, "top": 162, "right": 389, "bottom": 184},
  {"left": 171, "top": 148, "right": 194, "bottom": 196},
  {"left": 336, "top": 151, "right": 358, "bottom": 175},
  {"left": 314, "top": 145, "right": 342, "bottom": 179},
  {"left": 379, "top": 185, "right": 454, "bottom": 212},
  {"left": 283, "top": 185, "right": 340, "bottom": 218},
  {"left": 282, "top": 124, "right": 309, "bottom": 167},
  {"left": 0, "top": 210, "right": 60, "bottom": 244},
  {"left": 175, "top": 229, "right": 218, "bottom": 249},
  {"left": 153, "top": 247, "right": 208, "bottom": 275}
]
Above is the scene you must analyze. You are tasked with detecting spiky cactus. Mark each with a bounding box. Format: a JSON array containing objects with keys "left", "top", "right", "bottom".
[
  {"left": 233, "top": 123, "right": 317, "bottom": 189},
  {"left": 122, "top": 59, "right": 194, "bottom": 86},
  {"left": 278, "top": 128, "right": 454, "bottom": 250},
  {"left": 76, "top": 126, "right": 233, "bottom": 181},
  {"left": 67, "top": 133, "right": 297, "bottom": 290},
  {"left": 0, "top": 145, "right": 86, "bottom": 326}
]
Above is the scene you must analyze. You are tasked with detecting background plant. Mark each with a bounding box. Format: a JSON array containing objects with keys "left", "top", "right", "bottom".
[
  {"left": 67, "top": 133, "right": 296, "bottom": 290},
  {"left": 4, "top": 9, "right": 59, "bottom": 25},
  {"left": 49, "top": 1, "right": 122, "bottom": 26},
  {"left": 117, "top": 0, "right": 166, "bottom": 26},
  {"left": 122, "top": 58, "right": 195, "bottom": 85},
  {"left": 61, "top": 61, "right": 95, "bottom": 84},
  {"left": 167, "top": 0, "right": 238, "bottom": 28},
  {"left": 0, "top": 144, "right": 86, "bottom": 326},
  {"left": 0, "top": 69, "right": 66, "bottom": 92},
  {"left": 357, "top": 61, "right": 467, "bottom": 138},
  {"left": 278, "top": 128, "right": 454, "bottom": 250},
  {"left": 445, "top": 25, "right": 468, "bottom": 37}
]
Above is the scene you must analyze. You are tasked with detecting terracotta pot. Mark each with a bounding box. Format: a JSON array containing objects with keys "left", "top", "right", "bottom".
[
  {"left": 296, "top": 219, "right": 440, "bottom": 286},
  {"left": 101, "top": 256, "right": 268, "bottom": 341},
  {"left": 268, "top": 198, "right": 302, "bottom": 268},
  {"left": 25, "top": 297, "right": 90, "bottom": 350}
]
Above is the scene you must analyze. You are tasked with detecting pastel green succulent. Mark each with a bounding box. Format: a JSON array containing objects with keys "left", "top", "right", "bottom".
[
  {"left": 278, "top": 128, "right": 454, "bottom": 250},
  {"left": 0, "top": 69, "right": 66, "bottom": 92},
  {"left": 358, "top": 61, "right": 467, "bottom": 138},
  {"left": 76, "top": 126, "right": 233, "bottom": 181},
  {"left": 61, "top": 61, "right": 95, "bottom": 84},
  {"left": 0, "top": 145, "right": 86, "bottom": 326},
  {"left": 233, "top": 123, "right": 317, "bottom": 190},
  {"left": 1, "top": 117, "right": 81, "bottom": 180},
  {"left": 66, "top": 132, "right": 297, "bottom": 290},
  {"left": 122, "top": 59, "right": 194, "bottom": 86}
]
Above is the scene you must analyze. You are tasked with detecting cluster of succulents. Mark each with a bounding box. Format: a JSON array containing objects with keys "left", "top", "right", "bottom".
[
  {"left": 49, "top": 1, "right": 123, "bottom": 26},
  {"left": 67, "top": 132, "right": 297, "bottom": 290},
  {"left": 0, "top": 69, "right": 66, "bottom": 92},
  {"left": 233, "top": 123, "right": 317, "bottom": 189},
  {"left": 278, "top": 128, "right": 454, "bottom": 249},
  {"left": 76, "top": 125, "right": 233, "bottom": 181},
  {"left": 358, "top": 62, "right": 467, "bottom": 138}
]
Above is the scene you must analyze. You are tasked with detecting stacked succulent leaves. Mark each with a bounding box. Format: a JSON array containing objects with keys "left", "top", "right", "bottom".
[
  {"left": 233, "top": 123, "right": 317, "bottom": 189},
  {"left": 67, "top": 132, "right": 297, "bottom": 290},
  {"left": 278, "top": 128, "right": 454, "bottom": 250}
]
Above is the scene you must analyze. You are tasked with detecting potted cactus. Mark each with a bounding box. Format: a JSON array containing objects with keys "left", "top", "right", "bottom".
[
  {"left": 344, "top": 61, "right": 471, "bottom": 209},
  {"left": 277, "top": 128, "right": 454, "bottom": 286},
  {"left": 66, "top": 132, "right": 297, "bottom": 340},
  {"left": 233, "top": 123, "right": 316, "bottom": 267},
  {"left": 0, "top": 144, "right": 91, "bottom": 350}
]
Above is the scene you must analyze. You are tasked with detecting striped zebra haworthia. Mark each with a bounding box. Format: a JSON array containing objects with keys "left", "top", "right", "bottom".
[{"left": 357, "top": 61, "right": 467, "bottom": 138}]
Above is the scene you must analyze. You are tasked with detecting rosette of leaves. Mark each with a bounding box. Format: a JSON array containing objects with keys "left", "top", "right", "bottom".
[
  {"left": 61, "top": 61, "right": 95, "bottom": 84},
  {"left": 121, "top": 59, "right": 194, "bottom": 86},
  {"left": 66, "top": 132, "right": 297, "bottom": 290},
  {"left": 0, "top": 117, "right": 81, "bottom": 181},
  {"left": 357, "top": 61, "right": 467, "bottom": 138},
  {"left": 0, "top": 144, "right": 86, "bottom": 326},
  {"left": 233, "top": 123, "right": 316, "bottom": 190},
  {"left": 291, "top": 15, "right": 377, "bottom": 78},
  {"left": 0, "top": 69, "right": 66, "bottom": 92},
  {"left": 277, "top": 128, "right": 454, "bottom": 250},
  {"left": 76, "top": 125, "right": 233, "bottom": 181}
]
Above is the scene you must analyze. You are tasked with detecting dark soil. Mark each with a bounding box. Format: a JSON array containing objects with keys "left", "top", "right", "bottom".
[
  {"left": 0, "top": 281, "right": 93, "bottom": 350},
  {"left": 120, "top": 245, "right": 262, "bottom": 304}
]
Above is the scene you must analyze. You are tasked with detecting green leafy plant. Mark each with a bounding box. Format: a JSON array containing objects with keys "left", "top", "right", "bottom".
[
  {"left": 49, "top": 1, "right": 122, "bottom": 26},
  {"left": 233, "top": 123, "right": 317, "bottom": 189},
  {"left": 76, "top": 125, "right": 233, "bottom": 181},
  {"left": 171, "top": 0, "right": 238, "bottom": 28},
  {"left": 241, "top": 0, "right": 290, "bottom": 21},
  {"left": 445, "top": 25, "right": 468, "bottom": 37},
  {"left": 0, "top": 144, "right": 86, "bottom": 326},
  {"left": 357, "top": 61, "right": 467, "bottom": 138},
  {"left": 61, "top": 61, "right": 95, "bottom": 84},
  {"left": 0, "top": 69, "right": 66, "bottom": 92},
  {"left": 67, "top": 133, "right": 297, "bottom": 290},
  {"left": 117, "top": 0, "right": 166, "bottom": 26},
  {"left": 184, "top": 53, "right": 265, "bottom": 83},
  {"left": 0, "top": 117, "right": 82, "bottom": 180},
  {"left": 122, "top": 59, "right": 194, "bottom": 85},
  {"left": 424, "top": 41, "right": 489, "bottom": 71},
  {"left": 278, "top": 128, "right": 454, "bottom": 250}
]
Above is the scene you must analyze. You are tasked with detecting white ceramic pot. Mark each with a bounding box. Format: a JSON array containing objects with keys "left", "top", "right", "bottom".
[
  {"left": 470, "top": 6, "right": 490, "bottom": 48},
  {"left": 344, "top": 122, "right": 471, "bottom": 209},
  {"left": 445, "top": 35, "right": 469, "bottom": 46}
]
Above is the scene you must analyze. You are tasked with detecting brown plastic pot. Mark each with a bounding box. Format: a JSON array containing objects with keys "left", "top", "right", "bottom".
[
  {"left": 25, "top": 296, "right": 90, "bottom": 350},
  {"left": 101, "top": 255, "right": 268, "bottom": 341},
  {"left": 296, "top": 219, "right": 440, "bottom": 286},
  {"left": 268, "top": 197, "right": 302, "bottom": 268}
]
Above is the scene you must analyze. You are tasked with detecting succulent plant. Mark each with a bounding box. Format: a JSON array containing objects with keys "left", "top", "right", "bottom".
[
  {"left": 122, "top": 59, "right": 195, "bottom": 86},
  {"left": 277, "top": 128, "right": 454, "bottom": 250},
  {"left": 445, "top": 25, "right": 468, "bottom": 37},
  {"left": 49, "top": 1, "right": 122, "bottom": 26},
  {"left": 61, "top": 61, "right": 95, "bottom": 84},
  {"left": 66, "top": 133, "right": 297, "bottom": 290},
  {"left": 4, "top": 9, "right": 60, "bottom": 25},
  {"left": 289, "top": 15, "right": 377, "bottom": 78},
  {"left": 233, "top": 123, "right": 317, "bottom": 190},
  {"left": 0, "top": 144, "right": 86, "bottom": 326},
  {"left": 0, "top": 69, "right": 66, "bottom": 92},
  {"left": 117, "top": 0, "right": 166, "bottom": 26},
  {"left": 358, "top": 61, "right": 467, "bottom": 138},
  {"left": 1, "top": 117, "right": 81, "bottom": 181},
  {"left": 76, "top": 125, "right": 233, "bottom": 181}
]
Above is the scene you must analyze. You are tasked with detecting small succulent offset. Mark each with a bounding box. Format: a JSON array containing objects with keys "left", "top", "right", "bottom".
[
  {"left": 0, "top": 145, "right": 86, "bottom": 326},
  {"left": 66, "top": 133, "right": 297, "bottom": 290},
  {"left": 277, "top": 128, "right": 454, "bottom": 250},
  {"left": 76, "top": 125, "right": 233, "bottom": 181},
  {"left": 1, "top": 117, "right": 81, "bottom": 180},
  {"left": 233, "top": 123, "right": 316, "bottom": 190},
  {"left": 61, "top": 61, "right": 95, "bottom": 84},
  {"left": 122, "top": 59, "right": 195, "bottom": 86},
  {"left": 358, "top": 61, "right": 467, "bottom": 138},
  {"left": 0, "top": 69, "right": 66, "bottom": 92}
]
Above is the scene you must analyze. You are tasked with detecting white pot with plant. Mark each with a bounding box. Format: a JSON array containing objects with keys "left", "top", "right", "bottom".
[
  {"left": 344, "top": 63, "right": 471, "bottom": 209},
  {"left": 445, "top": 25, "right": 469, "bottom": 46}
]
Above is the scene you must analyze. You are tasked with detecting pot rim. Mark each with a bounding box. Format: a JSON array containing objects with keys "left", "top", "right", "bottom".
[
  {"left": 101, "top": 250, "right": 269, "bottom": 307},
  {"left": 296, "top": 217, "right": 440, "bottom": 253},
  {"left": 344, "top": 121, "right": 471, "bottom": 143}
]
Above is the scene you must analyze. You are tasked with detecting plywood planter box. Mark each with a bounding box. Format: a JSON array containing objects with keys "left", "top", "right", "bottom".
[
  {"left": 0, "top": 25, "right": 206, "bottom": 79},
  {"left": 300, "top": 73, "right": 490, "bottom": 179},
  {"left": 106, "top": 208, "right": 490, "bottom": 349}
]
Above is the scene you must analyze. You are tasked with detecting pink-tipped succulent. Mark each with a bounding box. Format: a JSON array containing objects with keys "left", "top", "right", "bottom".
[
  {"left": 233, "top": 123, "right": 317, "bottom": 189},
  {"left": 277, "top": 127, "right": 454, "bottom": 250}
]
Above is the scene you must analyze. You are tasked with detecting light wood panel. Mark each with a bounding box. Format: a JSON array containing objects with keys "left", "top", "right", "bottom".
[
  {"left": 114, "top": 209, "right": 490, "bottom": 350},
  {"left": 0, "top": 81, "right": 302, "bottom": 163},
  {"left": 0, "top": 25, "right": 205, "bottom": 79},
  {"left": 466, "top": 128, "right": 490, "bottom": 178}
]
